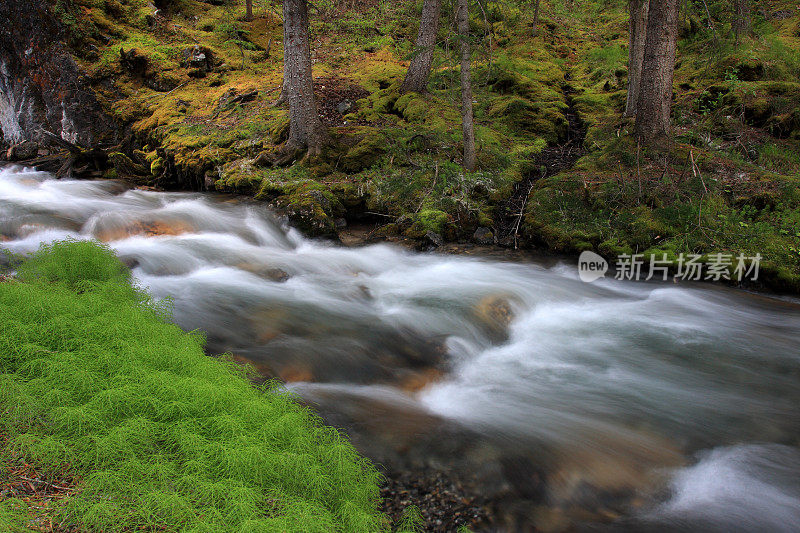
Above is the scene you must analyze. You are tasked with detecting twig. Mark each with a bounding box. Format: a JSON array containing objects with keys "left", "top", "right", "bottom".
[
  {"left": 512, "top": 181, "right": 536, "bottom": 250},
  {"left": 146, "top": 81, "right": 189, "bottom": 100},
  {"left": 690, "top": 150, "right": 708, "bottom": 193}
]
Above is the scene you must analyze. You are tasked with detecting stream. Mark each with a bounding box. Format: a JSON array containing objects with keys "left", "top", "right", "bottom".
[{"left": 2, "top": 165, "right": 800, "bottom": 532}]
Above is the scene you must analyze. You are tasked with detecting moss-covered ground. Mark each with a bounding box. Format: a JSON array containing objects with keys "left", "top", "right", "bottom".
[
  {"left": 52, "top": 0, "right": 800, "bottom": 290},
  {"left": 0, "top": 241, "right": 390, "bottom": 531}
]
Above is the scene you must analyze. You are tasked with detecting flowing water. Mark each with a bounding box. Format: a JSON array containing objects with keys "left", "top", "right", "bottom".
[{"left": 2, "top": 165, "right": 800, "bottom": 532}]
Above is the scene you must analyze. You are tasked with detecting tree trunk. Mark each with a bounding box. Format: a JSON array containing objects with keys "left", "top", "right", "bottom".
[
  {"left": 635, "top": 0, "right": 679, "bottom": 147},
  {"left": 532, "top": 0, "right": 541, "bottom": 36},
  {"left": 734, "top": 0, "right": 750, "bottom": 44},
  {"left": 457, "top": 0, "right": 476, "bottom": 171},
  {"left": 283, "top": 0, "right": 329, "bottom": 156},
  {"left": 245, "top": 0, "right": 253, "bottom": 20},
  {"left": 400, "top": 0, "right": 442, "bottom": 93},
  {"left": 624, "top": 0, "right": 649, "bottom": 117}
]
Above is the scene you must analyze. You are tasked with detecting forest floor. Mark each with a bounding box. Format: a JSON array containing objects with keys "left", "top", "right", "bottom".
[{"left": 8, "top": 0, "right": 800, "bottom": 294}]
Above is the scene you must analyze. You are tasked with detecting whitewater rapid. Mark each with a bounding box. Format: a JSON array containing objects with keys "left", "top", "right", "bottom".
[{"left": 2, "top": 165, "right": 799, "bottom": 531}]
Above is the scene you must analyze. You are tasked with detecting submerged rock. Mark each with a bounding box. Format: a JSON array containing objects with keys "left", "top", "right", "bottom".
[
  {"left": 471, "top": 294, "right": 516, "bottom": 343},
  {"left": 93, "top": 218, "right": 196, "bottom": 242},
  {"left": 235, "top": 262, "right": 291, "bottom": 283}
]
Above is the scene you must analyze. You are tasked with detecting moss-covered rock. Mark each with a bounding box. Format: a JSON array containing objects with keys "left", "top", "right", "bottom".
[
  {"left": 488, "top": 95, "right": 567, "bottom": 142},
  {"left": 405, "top": 209, "right": 452, "bottom": 239},
  {"left": 341, "top": 133, "right": 387, "bottom": 172}
]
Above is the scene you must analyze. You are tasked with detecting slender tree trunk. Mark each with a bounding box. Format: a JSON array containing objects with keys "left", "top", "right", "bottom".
[
  {"left": 532, "top": 0, "right": 541, "bottom": 36},
  {"left": 283, "top": 0, "right": 329, "bottom": 156},
  {"left": 400, "top": 0, "right": 442, "bottom": 93},
  {"left": 245, "top": 0, "right": 253, "bottom": 20},
  {"left": 624, "top": 0, "right": 649, "bottom": 117},
  {"left": 734, "top": 0, "right": 750, "bottom": 44},
  {"left": 635, "top": 0, "right": 679, "bottom": 147},
  {"left": 457, "top": 0, "right": 476, "bottom": 171}
]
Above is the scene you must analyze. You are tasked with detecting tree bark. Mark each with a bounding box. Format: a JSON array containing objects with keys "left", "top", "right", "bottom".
[
  {"left": 283, "top": 0, "right": 329, "bottom": 156},
  {"left": 457, "top": 0, "right": 476, "bottom": 171},
  {"left": 734, "top": 0, "right": 750, "bottom": 44},
  {"left": 245, "top": 0, "right": 253, "bottom": 20},
  {"left": 400, "top": 0, "right": 442, "bottom": 93},
  {"left": 635, "top": 0, "right": 679, "bottom": 147},
  {"left": 624, "top": 0, "right": 649, "bottom": 117},
  {"left": 532, "top": 0, "right": 541, "bottom": 36}
]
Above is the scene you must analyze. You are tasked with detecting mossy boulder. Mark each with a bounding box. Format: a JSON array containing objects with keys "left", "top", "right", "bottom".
[
  {"left": 744, "top": 98, "right": 774, "bottom": 127},
  {"left": 341, "top": 133, "right": 386, "bottom": 172},
  {"left": 393, "top": 93, "right": 429, "bottom": 122},
  {"left": 488, "top": 95, "right": 567, "bottom": 142},
  {"left": 405, "top": 209, "right": 453, "bottom": 239},
  {"left": 271, "top": 182, "right": 345, "bottom": 237}
]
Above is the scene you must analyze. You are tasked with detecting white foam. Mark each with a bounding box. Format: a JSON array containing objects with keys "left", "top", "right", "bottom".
[{"left": 650, "top": 444, "right": 800, "bottom": 532}]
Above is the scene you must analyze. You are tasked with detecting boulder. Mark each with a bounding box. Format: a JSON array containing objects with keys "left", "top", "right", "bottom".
[
  {"left": 182, "top": 45, "right": 216, "bottom": 76},
  {"left": 337, "top": 99, "right": 355, "bottom": 114},
  {"left": 424, "top": 230, "right": 444, "bottom": 247},
  {"left": 0, "top": 0, "right": 116, "bottom": 145},
  {"left": 474, "top": 226, "right": 494, "bottom": 245}
]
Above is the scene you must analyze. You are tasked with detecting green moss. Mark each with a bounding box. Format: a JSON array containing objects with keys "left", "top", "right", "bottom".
[
  {"left": 406, "top": 209, "right": 451, "bottom": 238},
  {"left": 341, "top": 132, "right": 387, "bottom": 172},
  {"left": 487, "top": 95, "right": 567, "bottom": 142},
  {"left": 149, "top": 156, "right": 165, "bottom": 176}
]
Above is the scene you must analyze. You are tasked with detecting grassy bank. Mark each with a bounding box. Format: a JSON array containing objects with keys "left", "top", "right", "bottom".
[{"left": 0, "top": 241, "right": 388, "bottom": 531}]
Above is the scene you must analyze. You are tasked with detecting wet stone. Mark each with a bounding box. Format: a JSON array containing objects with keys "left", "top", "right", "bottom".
[{"left": 473, "top": 226, "right": 495, "bottom": 245}]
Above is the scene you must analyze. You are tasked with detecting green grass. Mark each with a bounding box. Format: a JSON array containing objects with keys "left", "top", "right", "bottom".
[{"left": 0, "top": 241, "right": 387, "bottom": 532}]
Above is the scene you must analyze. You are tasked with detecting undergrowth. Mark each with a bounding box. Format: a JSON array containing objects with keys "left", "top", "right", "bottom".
[{"left": 0, "top": 240, "right": 388, "bottom": 532}]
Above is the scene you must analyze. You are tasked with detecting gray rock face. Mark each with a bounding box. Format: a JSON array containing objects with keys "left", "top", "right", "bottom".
[
  {"left": 424, "top": 230, "right": 444, "bottom": 247},
  {"left": 0, "top": 0, "right": 116, "bottom": 145},
  {"left": 473, "top": 226, "right": 495, "bottom": 244}
]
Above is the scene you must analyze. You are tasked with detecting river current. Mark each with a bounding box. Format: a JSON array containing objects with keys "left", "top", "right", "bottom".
[{"left": 2, "top": 165, "right": 799, "bottom": 531}]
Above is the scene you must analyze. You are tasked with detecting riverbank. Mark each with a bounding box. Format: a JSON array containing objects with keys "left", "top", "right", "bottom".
[{"left": 0, "top": 241, "right": 390, "bottom": 532}]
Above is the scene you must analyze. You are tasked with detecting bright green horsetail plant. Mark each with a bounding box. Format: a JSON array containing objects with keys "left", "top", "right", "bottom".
[{"left": 0, "top": 241, "right": 389, "bottom": 531}]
